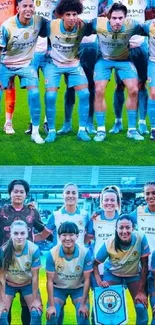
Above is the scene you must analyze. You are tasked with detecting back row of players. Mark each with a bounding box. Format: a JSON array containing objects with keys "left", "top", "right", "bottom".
[
  {"left": 0, "top": 179, "right": 155, "bottom": 324},
  {"left": 1, "top": 0, "right": 155, "bottom": 143}
]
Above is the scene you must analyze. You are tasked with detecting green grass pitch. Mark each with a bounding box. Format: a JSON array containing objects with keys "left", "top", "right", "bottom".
[
  {"left": 10, "top": 256, "right": 152, "bottom": 325},
  {"left": 0, "top": 74, "right": 155, "bottom": 166}
]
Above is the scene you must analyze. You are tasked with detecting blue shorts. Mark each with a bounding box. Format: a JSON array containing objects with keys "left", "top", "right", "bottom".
[
  {"left": 6, "top": 282, "right": 33, "bottom": 297},
  {"left": 32, "top": 52, "right": 47, "bottom": 71},
  {"left": 43, "top": 59, "right": 88, "bottom": 89},
  {"left": 94, "top": 57, "right": 138, "bottom": 82},
  {"left": 53, "top": 286, "right": 84, "bottom": 302},
  {"left": 115, "top": 42, "right": 148, "bottom": 85},
  {"left": 103, "top": 269, "right": 140, "bottom": 284},
  {"left": 0, "top": 63, "right": 39, "bottom": 89},
  {"left": 147, "top": 60, "right": 155, "bottom": 87}
]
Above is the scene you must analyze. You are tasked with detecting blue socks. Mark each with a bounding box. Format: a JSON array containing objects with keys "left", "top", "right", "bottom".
[
  {"left": 95, "top": 112, "right": 106, "bottom": 128},
  {"left": 127, "top": 110, "right": 137, "bottom": 129},
  {"left": 138, "top": 89, "right": 148, "bottom": 120},
  {"left": 45, "top": 91, "right": 57, "bottom": 130},
  {"left": 76, "top": 88, "right": 89, "bottom": 127},
  {"left": 148, "top": 98, "right": 155, "bottom": 128},
  {"left": 28, "top": 88, "right": 41, "bottom": 126}
]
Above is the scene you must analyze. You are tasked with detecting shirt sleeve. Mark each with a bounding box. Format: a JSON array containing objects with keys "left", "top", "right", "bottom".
[
  {"left": 31, "top": 247, "right": 41, "bottom": 269},
  {"left": 0, "top": 25, "right": 9, "bottom": 48},
  {"left": 129, "top": 209, "right": 137, "bottom": 228},
  {"left": 83, "top": 250, "right": 93, "bottom": 272},
  {"left": 86, "top": 219, "right": 94, "bottom": 236},
  {"left": 95, "top": 242, "right": 109, "bottom": 263},
  {"left": 39, "top": 18, "right": 51, "bottom": 38},
  {"left": 151, "top": 251, "right": 155, "bottom": 271},
  {"left": 141, "top": 233, "right": 150, "bottom": 257},
  {"left": 45, "top": 213, "right": 56, "bottom": 232},
  {"left": 142, "top": 20, "right": 151, "bottom": 36},
  {"left": 46, "top": 251, "right": 55, "bottom": 272},
  {"left": 0, "top": 248, "right": 3, "bottom": 268}
]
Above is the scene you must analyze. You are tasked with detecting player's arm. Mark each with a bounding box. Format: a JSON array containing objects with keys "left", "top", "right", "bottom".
[
  {"left": 46, "top": 252, "right": 56, "bottom": 320},
  {"left": 83, "top": 18, "right": 97, "bottom": 37},
  {"left": 98, "top": 0, "right": 113, "bottom": 16},
  {"left": 39, "top": 18, "right": 51, "bottom": 38},
  {"left": 78, "top": 251, "right": 93, "bottom": 318},
  {"left": 31, "top": 248, "right": 42, "bottom": 311},
  {"left": 94, "top": 243, "right": 109, "bottom": 287},
  {"left": 135, "top": 234, "right": 150, "bottom": 307},
  {"left": 34, "top": 213, "right": 54, "bottom": 242}
]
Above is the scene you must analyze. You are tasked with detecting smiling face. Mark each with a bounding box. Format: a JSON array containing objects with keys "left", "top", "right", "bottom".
[
  {"left": 59, "top": 232, "right": 78, "bottom": 250},
  {"left": 109, "top": 10, "right": 125, "bottom": 32},
  {"left": 17, "top": 0, "right": 34, "bottom": 24},
  {"left": 11, "top": 224, "right": 28, "bottom": 250},
  {"left": 102, "top": 192, "right": 118, "bottom": 213},
  {"left": 144, "top": 184, "right": 155, "bottom": 211},
  {"left": 10, "top": 184, "right": 27, "bottom": 207},
  {"left": 116, "top": 219, "right": 133, "bottom": 243},
  {"left": 62, "top": 11, "right": 78, "bottom": 30},
  {"left": 63, "top": 185, "right": 78, "bottom": 208}
]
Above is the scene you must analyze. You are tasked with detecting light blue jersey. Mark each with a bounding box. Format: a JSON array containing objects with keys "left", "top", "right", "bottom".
[
  {"left": 96, "top": 231, "right": 150, "bottom": 277},
  {"left": 46, "top": 206, "right": 90, "bottom": 246}
]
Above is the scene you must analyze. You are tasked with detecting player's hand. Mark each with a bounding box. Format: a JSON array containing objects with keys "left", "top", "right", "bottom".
[
  {"left": 98, "top": 280, "right": 110, "bottom": 287},
  {"left": 78, "top": 304, "right": 89, "bottom": 318},
  {"left": 27, "top": 201, "right": 36, "bottom": 209},
  {"left": 46, "top": 306, "right": 56, "bottom": 320},
  {"left": 135, "top": 292, "right": 148, "bottom": 308},
  {"left": 31, "top": 298, "right": 43, "bottom": 313},
  {"left": 91, "top": 209, "right": 102, "bottom": 220},
  {"left": 0, "top": 301, "right": 7, "bottom": 318},
  {"left": 76, "top": 18, "right": 84, "bottom": 29}
]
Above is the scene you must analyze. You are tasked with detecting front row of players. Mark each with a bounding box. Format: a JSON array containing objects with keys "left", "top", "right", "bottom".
[
  {"left": 0, "top": 218, "right": 154, "bottom": 325},
  {"left": 1, "top": 0, "right": 155, "bottom": 143}
]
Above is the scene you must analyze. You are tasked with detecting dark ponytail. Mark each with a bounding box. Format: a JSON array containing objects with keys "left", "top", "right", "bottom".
[{"left": 3, "top": 239, "right": 15, "bottom": 270}]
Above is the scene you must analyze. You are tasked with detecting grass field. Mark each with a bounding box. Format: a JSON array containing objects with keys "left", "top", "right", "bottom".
[
  {"left": 0, "top": 74, "right": 155, "bottom": 166},
  {"left": 10, "top": 255, "right": 152, "bottom": 325}
]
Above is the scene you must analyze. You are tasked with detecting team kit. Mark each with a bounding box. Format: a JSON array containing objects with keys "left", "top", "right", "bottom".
[
  {"left": 0, "top": 180, "right": 155, "bottom": 325},
  {"left": 0, "top": 0, "right": 155, "bottom": 144}
]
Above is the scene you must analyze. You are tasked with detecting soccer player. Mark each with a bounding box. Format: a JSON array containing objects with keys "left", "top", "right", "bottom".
[
  {"left": 87, "top": 185, "right": 121, "bottom": 259},
  {"left": 42, "top": 0, "right": 92, "bottom": 142},
  {"left": 57, "top": 0, "right": 105, "bottom": 136},
  {"left": 0, "top": 0, "right": 50, "bottom": 144},
  {"left": 107, "top": 0, "right": 150, "bottom": 136},
  {"left": 130, "top": 181, "right": 155, "bottom": 256},
  {"left": 0, "top": 220, "right": 42, "bottom": 325},
  {"left": 0, "top": 179, "right": 52, "bottom": 325},
  {"left": 0, "top": 0, "right": 16, "bottom": 134},
  {"left": 91, "top": 2, "right": 145, "bottom": 141},
  {"left": 34, "top": 183, "right": 90, "bottom": 246},
  {"left": 46, "top": 221, "right": 93, "bottom": 325},
  {"left": 141, "top": 21, "right": 155, "bottom": 140},
  {"left": 94, "top": 214, "right": 150, "bottom": 325},
  {"left": 148, "top": 250, "right": 155, "bottom": 325}
]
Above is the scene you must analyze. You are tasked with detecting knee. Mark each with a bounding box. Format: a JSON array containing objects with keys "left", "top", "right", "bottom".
[
  {"left": 127, "top": 85, "right": 138, "bottom": 97},
  {"left": 95, "top": 85, "right": 105, "bottom": 98},
  {"left": 149, "top": 89, "right": 155, "bottom": 100},
  {"left": 45, "top": 91, "right": 57, "bottom": 103}
]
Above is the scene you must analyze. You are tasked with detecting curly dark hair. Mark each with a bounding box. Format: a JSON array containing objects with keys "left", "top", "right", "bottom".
[{"left": 55, "top": 0, "right": 83, "bottom": 17}]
